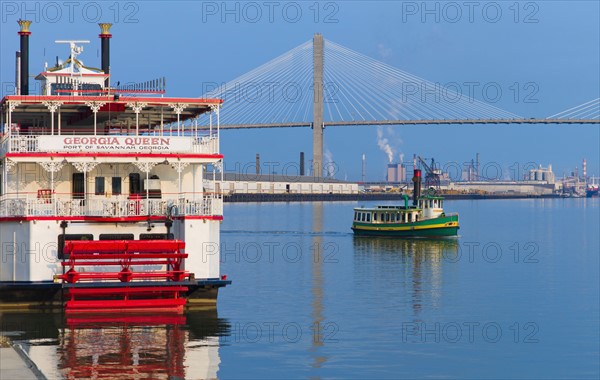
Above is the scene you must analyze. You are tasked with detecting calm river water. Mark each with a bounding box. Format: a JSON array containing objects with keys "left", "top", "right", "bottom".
[{"left": 2, "top": 198, "right": 599, "bottom": 379}]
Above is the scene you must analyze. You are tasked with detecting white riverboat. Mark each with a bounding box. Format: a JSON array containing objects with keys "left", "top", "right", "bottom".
[{"left": 0, "top": 21, "right": 230, "bottom": 312}]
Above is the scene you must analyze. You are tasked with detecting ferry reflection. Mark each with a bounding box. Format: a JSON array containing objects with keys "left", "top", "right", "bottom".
[
  {"left": 0, "top": 310, "right": 230, "bottom": 379},
  {"left": 353, "top": 237, "right": 459, "bottom": 316}
]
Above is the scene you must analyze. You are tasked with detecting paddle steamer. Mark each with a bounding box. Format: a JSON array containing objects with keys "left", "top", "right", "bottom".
[{"left": 0, "top": 21, "right": 230, "bottom": 311}]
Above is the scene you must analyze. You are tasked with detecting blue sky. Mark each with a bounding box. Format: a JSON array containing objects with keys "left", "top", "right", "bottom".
[{"left": 1, "top": 1, "right": 599, "bottom": 180}]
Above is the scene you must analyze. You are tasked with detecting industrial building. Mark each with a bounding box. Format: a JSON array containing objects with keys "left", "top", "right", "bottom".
[{"left": 204, "top": 173, "right": 359, "bottom": 195}]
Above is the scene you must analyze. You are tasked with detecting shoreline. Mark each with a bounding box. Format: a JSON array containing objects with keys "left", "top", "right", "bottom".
[{"left": 223, "top": 193, "right": 565, "bottom": 203}]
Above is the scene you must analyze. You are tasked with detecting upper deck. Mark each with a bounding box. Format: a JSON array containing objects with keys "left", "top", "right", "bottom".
[{"left": 1, "top": 95, "right": 223, "bottom": 159}]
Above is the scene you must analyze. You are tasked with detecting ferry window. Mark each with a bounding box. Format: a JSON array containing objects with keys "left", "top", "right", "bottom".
[
  {"left": 408, "top": 213, "right": 412, "bottom": 222},
  {"left": 373, "top": 213, "right": 377, "bottom": 221},
  {"left": 129, "top": 173, "right": 141, "bottom": 195},
  {"left": 366, "top": 213, "right": 371, "bottom": 222},
  {"left": 72, "top": 173, "right": 84, "bottom": 199},
  {"left": 95, "top": 177, "right": 105, "bottom": 195},
  {"left": 385, "top": 213, "right": 390, "bottom": 222},
  {"left": 112, "top": 177, "right": 122, "bottom": 195},
  {"left": 354, "top": 212, "right": 358, "bottom": 221},
  {"left": 416, "top": 214, "right": 419, "bottom": 221},
  {"left": 361, "top": 213, "right": 366, "bottom": 222}
]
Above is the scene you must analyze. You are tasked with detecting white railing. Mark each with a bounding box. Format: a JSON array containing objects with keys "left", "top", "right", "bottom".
[
  {"left": 192, "top": 136, "right": 219, "bottom": 154},
  {"left": 0, "top": 135, "right": 219, "bottom": 155},
  {"left": 0, "top": 193, "right": 223, "bottom": 218}
]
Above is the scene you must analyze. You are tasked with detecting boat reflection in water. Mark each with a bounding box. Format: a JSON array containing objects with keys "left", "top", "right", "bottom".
[
  {"left": 353, "top": 237, "right": 459, "bottom": 316},
  {"left": 0, "top": 310, "right": 230, "bottom": 379}
]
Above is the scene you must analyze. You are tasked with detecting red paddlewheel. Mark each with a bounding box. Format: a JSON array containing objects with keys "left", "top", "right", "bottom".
[{"left": 59, "top": 240, "right": 193, "bottom": 311}]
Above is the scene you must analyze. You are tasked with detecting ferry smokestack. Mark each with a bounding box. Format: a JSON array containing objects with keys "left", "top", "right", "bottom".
[
  {"left": 17, "top": 20, "right": 31, "bottom": 96},
  {"left": 99, "top": 23, "right": 112, "bottom": 87},
  {"left": 412, "top": 169, "right": 422, "bottom": 205}
]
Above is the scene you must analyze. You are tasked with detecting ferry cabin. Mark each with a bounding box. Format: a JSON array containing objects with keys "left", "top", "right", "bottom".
[{"left": 353, "top": 196, "right": 446, "bottom": 225}]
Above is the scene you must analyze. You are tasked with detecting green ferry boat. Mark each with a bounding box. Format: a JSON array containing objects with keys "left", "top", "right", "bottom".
[{"left": 352, "top": 169, "right": 459, "bottom": 238}]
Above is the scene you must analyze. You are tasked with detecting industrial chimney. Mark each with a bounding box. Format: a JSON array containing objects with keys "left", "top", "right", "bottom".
[
  {"left": 99, "top": 23, "right": 112, "bottom": 88},
  {"left": 17, "top": 20, "right": 32, "bottom": 96}
]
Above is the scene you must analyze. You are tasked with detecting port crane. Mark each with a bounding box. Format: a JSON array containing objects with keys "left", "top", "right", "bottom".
[{"left": 417, "top": 156, "right": 441, "bottom": 189}]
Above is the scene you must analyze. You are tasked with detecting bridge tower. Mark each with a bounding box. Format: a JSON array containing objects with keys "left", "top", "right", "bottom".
[{"left": 312, "top": 33, "right": 324, "bottom": 177}]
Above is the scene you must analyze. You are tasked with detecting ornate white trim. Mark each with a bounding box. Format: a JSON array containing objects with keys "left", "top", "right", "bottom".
[
  {"left": 133, "top": 161, "right": 158, "bottom": 173},
  {"left": 7, "top": 101, "right": 21, "bottom": 113},
  {"left": 84, "top": 101, "right": 107, "bottom": 113},
  {"left": 4, "top": 159, "right": 16, "bottom": 171},
  {"left": 39, "top": 161, "right": 65, "bottom": 173},
  {"left": 72, "top": 162, "right": 99, "bottom": 173},
  {"left": 42, "top": 101, "right": 63, "bottom": 113},
  {"left": 169, "top": 103, "right": 187, "bottom": 115},
  {"left": 170, "top": 161, "right": 190, "bottom": 173},
  {"left": 126, "top": 102, "right": 148, "bottom": 114}
]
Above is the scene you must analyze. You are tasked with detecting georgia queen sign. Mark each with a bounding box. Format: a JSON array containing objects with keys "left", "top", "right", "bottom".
[{"left": 38, "top": 136, "right": 193, "bottom": 153}]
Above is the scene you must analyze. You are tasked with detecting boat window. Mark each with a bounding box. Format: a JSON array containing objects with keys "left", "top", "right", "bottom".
[
  {"left": 361, "top": 213, "right": 365, "bottom": 222},
  {"left": 415, "top": 214, "right": 419, "bottom": 221},
  {"left": 367, "top": 213, "right": 371, "bottom": 222},
  {"left": 111, "top": 177, "right": 122, "bottom": 195},
  {"left": 408, "top": 213, "right": 412, "bottom": 222},
  {"left": 129, "top": 173, "right": 141, "bottom": 195},
  {"left": 72, "top": 173, "right": 84, "bottom": 200},
  {"left": 58, "top": 234, "right": 94, "bottom": 259},
  {"left": 95, "top": 177, "right": 105, "bottom": 195},
  {"left": 354, "top": 212, "right": 358, "bottom": 221},
  {"left": 99, "top": 233, "right": 134, "bottom": 241},
  {"left": 140, "top": 233, "right": 175, "bottom": 240},
  {"left": 373, "top": 212, "right": 377, "bottom": 221}
]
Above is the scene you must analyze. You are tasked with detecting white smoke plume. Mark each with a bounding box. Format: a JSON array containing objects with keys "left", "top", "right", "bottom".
[
  {"left": 377, "top": 127, "right": 394, "bottom": 163},
  {"left": 324, "top": 148, "right": 336, "bottom": 178}
]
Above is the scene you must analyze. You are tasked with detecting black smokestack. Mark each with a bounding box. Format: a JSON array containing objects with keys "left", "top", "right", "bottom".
[
  {"left": 300, "top": 152, "right": 305, "bottom": 176},
  {"left": 412, "top": 169, "right": 422, "bottom": 206},
  {"left": 99, "top": 23, "right": 112, "bottom": 88},
  {"left": 17, "top": 20, "right": 31, "bottom": 96}
]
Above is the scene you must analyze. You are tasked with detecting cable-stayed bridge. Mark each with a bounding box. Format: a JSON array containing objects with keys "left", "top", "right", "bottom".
[{"left": 199, "top": 34, "right": 600, "bottom": 176}]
